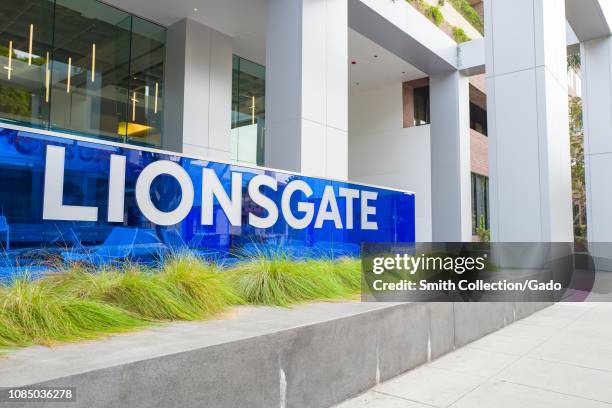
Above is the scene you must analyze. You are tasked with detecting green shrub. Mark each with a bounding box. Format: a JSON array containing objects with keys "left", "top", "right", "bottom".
[
  {"left": 409, "top": 0, "right": 428, "bottom": 12},
  {"left": 448, "top": 0, "right": 484, "bottom": 34},
  {"left": 476, "top": 215, "right": 490, "bottom": 243},
  {"left": 425, "top": 6, "right": 444, "bottom": 26},
  {"left": 567, "top": 53, "right": 581, "bottom": 72},
  {"left": 452, "top": 26, "right": 471, "bottom": 43}
]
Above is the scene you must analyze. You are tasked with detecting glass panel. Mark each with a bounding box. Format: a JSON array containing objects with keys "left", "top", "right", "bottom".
[
  {"left": 413, "top": 86, "right": 430, "bottom": 126},
  {"left": 471, "top": 173, "right": 489, "bottom": 234},
  {"left": 49, "top": 0, "right": 131, "bottom": 143},
  {"left": 231, "top": 55, "right": 265, "bottom": 166},
  {"left": 0, "top": 128, "right": 415, "bottom": 276},
  {"left": 127, "top": 16, "right": 165, "bottom": 148},
  {"left": 470, "top": 102, "right": 488, "bottom": 136},
  {"left": 0, "top": 0, "right": 54, "bottom": 128}
]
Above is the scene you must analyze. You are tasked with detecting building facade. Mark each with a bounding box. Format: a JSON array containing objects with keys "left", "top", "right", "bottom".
[{"left": 0, "top": 0, "right": 608, "bottom": 245}]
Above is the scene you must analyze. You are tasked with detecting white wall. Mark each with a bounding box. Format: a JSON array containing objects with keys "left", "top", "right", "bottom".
[
  {"left": 348, "top": 83, "right": 432, "bottom": 241},
  {"left": 430, "top": 71, "right": 472, "bottom": 242},
  {"left": 485, "top": 0, "right": 573, "bottom": 242},
  {"left": 163, "top": 19, "right": 233, "bottom": 161},
  {"left": 582, "top": 36, "right": 612, "bottom": 244},
  {"left": 265, "top": 0, "right": 348, "bottom": 180}
]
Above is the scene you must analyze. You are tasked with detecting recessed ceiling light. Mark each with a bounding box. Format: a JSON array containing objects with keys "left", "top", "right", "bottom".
[{"left": 193, "top": 7, "right": 199, "bottom": 11}]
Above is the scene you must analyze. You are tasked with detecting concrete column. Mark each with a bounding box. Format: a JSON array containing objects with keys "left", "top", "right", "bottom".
[
  {"left": 484, "top": 0, "right": 573, "bottom": 242},
  {"left": 582, "top": 36, "right": 612, "bottom": 243},
  {"left": 265, "top": 0, "right": 348, "bottom": 179},
  {"left": 430, "top": 71, "right": 472, "bottom": 242},
  {"left": 163, "top": 19, "right": 232, "bottom": 161}
]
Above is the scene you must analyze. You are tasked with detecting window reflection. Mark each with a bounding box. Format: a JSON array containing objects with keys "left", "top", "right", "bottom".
[
  {"left": 231, "top": 55, "right": 265, "bottom": 166},
  {"left": 0, "top": 0, "right": 53, "bottom": 128},
  {"left": 50, "top": 0, "right": 131, "bottom": 143},
  {"left": 470, "top": 102, "right": 488, "bottom": 136},
  {"left": 127, "top": 16, "right": 165, "bottom": 148},
  {"left": 413, "top": 86, "right": 430, "bottom": 126},
  {"left": 471, "top": 173, "right": 489, "bottom": 234},
  {"left": 0, "top": 0, "right": 165, "bottom": 148}
]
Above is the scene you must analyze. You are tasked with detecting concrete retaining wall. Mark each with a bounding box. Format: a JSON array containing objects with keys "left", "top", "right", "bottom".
[{"left": 0, "top": 300, "right": 551, "bottom": 408}]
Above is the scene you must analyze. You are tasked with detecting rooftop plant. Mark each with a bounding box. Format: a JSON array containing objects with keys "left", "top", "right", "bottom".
[
  {"left": 425, "top": 5, "right": 444, "bottom": 26},
  {"left": 402, "top": 0, "right": 482, "bottom": 42},
  {"left": 452, "top": 26, "right": 472, "bottom": 43},
  {"left": 447, "top": 0, "right": 484, "bottom": 35}
]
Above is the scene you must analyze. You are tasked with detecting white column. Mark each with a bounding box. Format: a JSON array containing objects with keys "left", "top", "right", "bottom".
[
  {"left": 485, "top": 0, "right": 573, "bottom": 242},
  {"left": 582, "top": 36, "right": 612, "bottom": 243},
  {"left": 163, "top": 19, "right": 232, "bottom": 161},
  {"left": 265, "top": 0, "right": 348, "bottom": 179},
  {"left": 430, "top": 71, "right": 472, "bottom": 242}
]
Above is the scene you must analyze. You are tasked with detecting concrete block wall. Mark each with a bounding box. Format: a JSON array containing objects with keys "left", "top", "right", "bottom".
[{"left": 0, "top": 300, "right": 552, "bottom": 408}]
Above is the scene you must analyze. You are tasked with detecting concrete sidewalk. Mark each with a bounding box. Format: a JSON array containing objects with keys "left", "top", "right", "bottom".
[{"left": 336, "top": 302, "right": 612, "bottom": 408}]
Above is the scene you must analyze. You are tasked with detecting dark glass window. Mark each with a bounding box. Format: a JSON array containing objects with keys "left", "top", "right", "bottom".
[
  {"left": 50, "top": 0, "right": 131, "bottom": 143},
  {"left": 127, "top": 16, "right": 166, "bottom": 147},
  {"left": 472, "top": 173, "right": 489, "bottom": 234},
  {"left": 470, "top": 102, "right": 488, "bottom": 136},
  {"left": 0, "top": 0, "right": 165, "bottom": 148},
  {"left": 231, "top": 55, "right": 265, "bottom": 166},
  {"left": 413, "top": 86, "right": 430, "bottom": 126},
  {"left": 0, "top": 0, "right": 54, "bottom": 129}
]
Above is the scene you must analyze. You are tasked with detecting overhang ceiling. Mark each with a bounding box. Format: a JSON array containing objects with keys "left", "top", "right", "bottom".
[
  {"left": 102, "top": 0, "right": 268, "bottom": 64},
  {"left": 103, "top": 0, "right": 427, "bottom": 88},
  {"left": 349, "top": 29, "right": 426, "bottom": 91}
]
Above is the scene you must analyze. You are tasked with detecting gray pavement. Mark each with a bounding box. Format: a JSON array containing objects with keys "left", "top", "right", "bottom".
[{"left": 335, "top": 302, "right": 612, "bottom": 408}]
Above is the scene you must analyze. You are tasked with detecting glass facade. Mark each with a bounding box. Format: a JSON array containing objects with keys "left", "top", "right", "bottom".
[
  {"left": 0, "top": 0, "right": 165, "bottom": 148},
  {"left": 0, "top": 126, "right": 415, "bottom": 278},
  {"left": 471, "top": 173, "right": 489, "bottom": 234},
  {"left": 231, "top": 55, "right": 265, "bottom": 166}
]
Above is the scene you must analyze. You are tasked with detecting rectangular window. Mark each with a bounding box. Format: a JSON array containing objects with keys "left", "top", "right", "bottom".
[
  {"left": 0, "top": 0, "right": 165, "bottom": 148},
  {"left": 413, "top": 86, "right": 430, "bottom": 126},
  {"left": 0, "top": 0, "right": 54, "bottom": 129},
  {"left": 50, "top": 0, "right": 132, "bottom": 143},
  {"left": 470, "top": 102, "right": 488, "bottom": 136},
  {"left": 126, "top": 16, "right": 166, "bottom": 147},
  {"left": 231, "top": 55, "right": 265, "bottom": 166},
  {"left": 472, "top": 173, "right": 489, "bottom": 234}
]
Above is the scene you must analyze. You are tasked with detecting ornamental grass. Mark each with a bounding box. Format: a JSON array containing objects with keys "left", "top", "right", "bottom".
[
  {"left": 224, "top": 253, "right": 360, "bottom": 306},
  {"left": 0, "top": 253, "right": 361, "bottom": 348}
]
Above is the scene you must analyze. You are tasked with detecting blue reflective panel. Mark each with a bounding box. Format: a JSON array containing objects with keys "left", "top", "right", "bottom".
[{"left": 0, "top": 126, "right": 415, "bottom": 278}]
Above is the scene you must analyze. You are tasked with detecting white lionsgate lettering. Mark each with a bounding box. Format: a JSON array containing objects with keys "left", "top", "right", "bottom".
[{"left": 42, "top": 145, "right": 379, "bottom": 230}]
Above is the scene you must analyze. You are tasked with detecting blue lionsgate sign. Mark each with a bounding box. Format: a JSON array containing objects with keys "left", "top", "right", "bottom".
[{"left": 0, "top": 126, "right": 415, "bottom": 276}]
